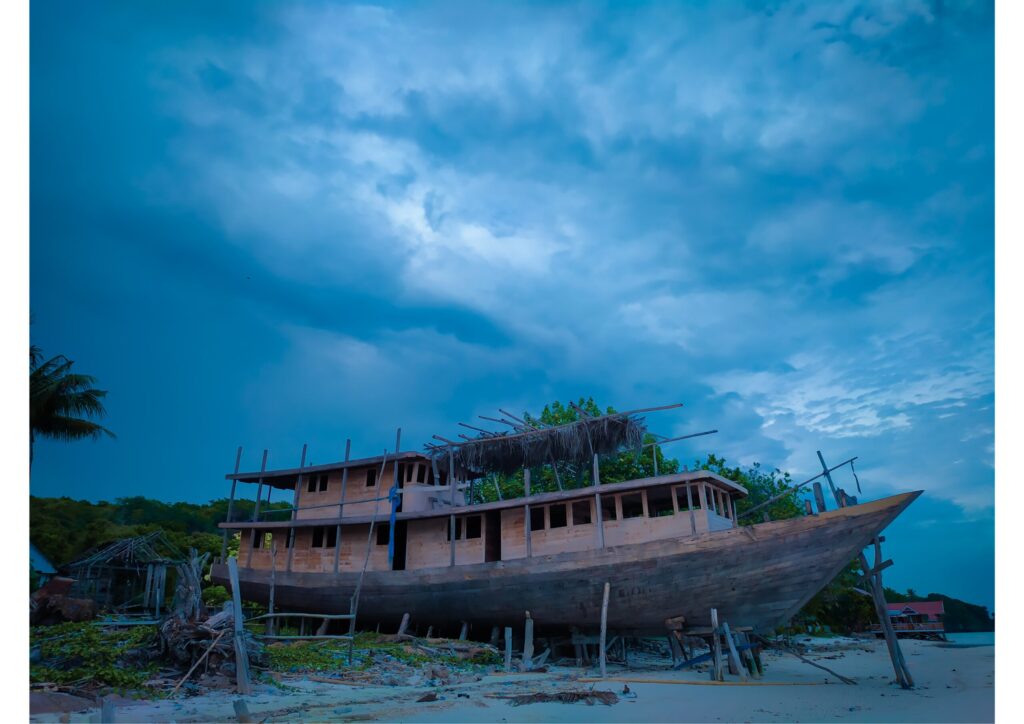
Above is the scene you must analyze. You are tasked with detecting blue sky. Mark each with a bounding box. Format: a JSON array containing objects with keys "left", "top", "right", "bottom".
[{"left": 30, "top": 1, "right": 993, "bottom": 609}]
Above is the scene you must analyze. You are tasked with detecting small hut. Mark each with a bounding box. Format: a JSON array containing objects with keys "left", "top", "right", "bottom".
[{"left": 65, "top": 531, "right": 186, "bottom": 616}]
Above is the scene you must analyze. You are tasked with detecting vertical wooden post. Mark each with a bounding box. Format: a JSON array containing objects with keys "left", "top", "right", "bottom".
[
  {"left": 449, "top": 446, "right": 457, "bottom": 567},
  {"left": 397, "top": 612, "right": 410, "bottom": 636},
  {"left": 524, "top": 467, "right": 533, "bottom": 558},
  {"left": 246, "top": 450, "right": 269, "bottom": 567},
  {"left": 523, "top": 611, "right": 534, "bottom": 670},
  {"left": 266, "top": 544, "right": 277, "bottom": 636},
  {"left": 287, "top": 445, "right": 307, "bottom": 573},
  {"left": 222, "top": 446, "right": 243, "bottom": 561},
  {"left": 334, "top": 439, "right": 351, "bottom": 573},
  {"left": 804, "top": 499, "right": 814, "bottom": 516},
  {"left": 227, "top": 557, "right": 251, "bottom": 695},
  {"left": 685, "top": 484, "right": 696, "bottom": 534},
  {"left": 652, "top": 443, "right": 659, "bottom": 476},
  {"left": 815, "top": 450, "right": 839, "bottom": 500},
  {"left": 459, "top": 622, "right": 469, "bottom": 641},
  {"left": 504, "top": 627, "right": 513, "bottom": 672},
  {"left": 599, "top": 581, "right": 610, "bottom": 678},
  {"left": 709, "top": 608, "right": 723, "bottom": 681},
  {"left": 593, "top": 454, "right": 605, "bottom": 548},
  {"left": 387, "top": 429, "right": 401, "bottom": 569},
  {"left": 812, "top": 482, "right": 827, "bottom": 513},
  {"left": 722, "top": 622, "right": 747, "bottom": 681}
]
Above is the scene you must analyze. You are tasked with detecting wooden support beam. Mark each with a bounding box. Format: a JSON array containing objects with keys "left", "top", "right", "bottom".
[
  {"left": 709, "top": 608, "right": 724, "bottom": 681},
  {"left": 387, "top": 429, "right": 401, "bottom": 569},
  {"left": 449, "top": 446, "right": 457, "bottom": 566},
  {"left": 599, "top": 582, "right": 610, "bottom": 678},
  {"left": 594, "top": 454, "right": 606, "bottom": 548},
  {"left": 812, "top": 482, "right": 827, "bottom": 514},
  {"left": 222, "top": 446, "right": 243, "bottom": 561},
  {"left": 504, "top": 627, "right": 513, "bottom": 672},
  {"left": 722, "top": 622, "right": 748, "bottom": 681},
  {"left": 523, "top": 612, "right": 534, "bottom": 671},
  {"left": 227, "top": 557, "right": 251, "bottom": 695},
  {"left": 816, "top": 450, "right": 839, "bottom": 499},
  {"left": 334, "top": 439, "right": 351, "bottom": 573},
  {"left": 266, "top": 544, "right": 277, "bottom": 636},
  {"left": 397, "top": 612, "right": 410, "bottom": 636},
  {"left": 246, "top": 450, "right": 269, "bottom": 568},
  {"left": 804, "top": 499, "right": 814, "bottom": 516},
  {"left": 524, "top": 467, "right": 533, "bottom": 558},
  {"left": 459, "top": 622, "right": 469, "bottom": 641}
]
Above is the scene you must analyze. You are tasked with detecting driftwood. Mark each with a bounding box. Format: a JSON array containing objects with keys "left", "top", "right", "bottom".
[
  {"left": 754, "top": 635, "right": 856, "bottom": 685},
  {"left": 487, "top": 690, "right": 619, "bottom": 706}
]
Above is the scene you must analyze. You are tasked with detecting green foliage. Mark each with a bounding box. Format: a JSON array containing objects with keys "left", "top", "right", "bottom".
[
  {"left": 30, "top": 622, "right": 158, "bottom": 688},
  {"left": 30, "top": 495, "right": 288, "bottom": 567},
  {"left": 30, "top": 345, "right": 114, "bottom": 467},
  {"left": 692, "top": 454, "right": 803, "bottom": 524},
  {"left": 265, "top": 640, "right": 350, "bottom": 672},
  {"left": 202, "top": 585, "right": 230, "bottom": 607}
]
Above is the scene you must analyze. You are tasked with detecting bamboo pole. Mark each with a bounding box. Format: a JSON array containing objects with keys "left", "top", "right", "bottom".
[
  {"left": 221, "top": 446, "right": 243, "bottom": 561},
  {"left": 599, "top": 582, "right": 610, "bottom": 678}
]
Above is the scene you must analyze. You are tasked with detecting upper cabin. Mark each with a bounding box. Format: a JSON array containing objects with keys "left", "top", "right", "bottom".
[{"left": 222, "top": 452, "right": 748, "bottom": 576}]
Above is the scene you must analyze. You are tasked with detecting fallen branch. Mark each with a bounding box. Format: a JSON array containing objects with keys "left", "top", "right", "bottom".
[
  {"left": 171, "top": 630, "right": 228, "bottom": 696},
  {"left": 753, "top": 635, "right": 857, "bottom": 685}
]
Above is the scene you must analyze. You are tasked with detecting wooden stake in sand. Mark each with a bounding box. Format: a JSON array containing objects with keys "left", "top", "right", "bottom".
[
  {"left": 227, "top": 557, "right": 251, "bottom": 695},
  {"left": 599, "top": 582, "right": 611, "bottom": 678},
  {"left": 504, "top": 627, "right": 513, "bottom": 672},
  {"left": 523, "top": 612, "right": 534, "bottom": 670}
]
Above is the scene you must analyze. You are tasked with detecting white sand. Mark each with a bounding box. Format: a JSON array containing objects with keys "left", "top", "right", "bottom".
[{"left": 31, "top": 638, "right": 993, "bottom": 723}]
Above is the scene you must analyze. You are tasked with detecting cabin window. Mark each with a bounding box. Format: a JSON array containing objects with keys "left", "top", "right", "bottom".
[
  {"left": 313, "top": 526, "right": 324, "bottom": 547},
  {"left": 416, "top": 465, "right": 427, "bottom": 483},
  {"left": 254, "top": 530, "right": 273, "bottom": 549},
  {"left": 674, "top": 486, "right": 691, "bottom": 512},
  {"left": 366, "top": 468, "right": 377, "bottom": 487},
  {"left": 397, "top": 463, "right": 406, "bottom": 484},
  {"left": 406, "top": 464, "right": 415, "bottom": 483},
  {"left": 306, "top": 476, "right": 316, "bottom": 493},
  {"left": 376, "top": 524, "right": 390, "bottom": 545},
  {"left": 549, "top": 504, "right": 568, "bottom": 529},
  {"left": 621, "top": 492, "right": 644, "bottom": 519},
  {"left": 325, "top": 526, "right": 337, "bottom": 547},
  {"left": 600, "top": 496, "right": 618, "bottom": 521},
  {"left": 318, "top": 474, "right": 329, "bottom": 492},
  {"left": 647, "top": 487, "right": 675, "bottom": 517},
  {"left": 446, "top": 518, "right": 463, "bottom": 541},
  {"left": 311, "top": 526, "right": 337, "bottom": 548},
  {"left": 465, "top": 516, "right": 482, "bottom": 539},
  {"left": 707, "top": 485, "right": 718, "bottom": 514},
  {"left": 530, "top": 507, "right": 546, "bottom": 531},
  {"left": 572, "top": 500, "right": 592, "bottom": 525}
]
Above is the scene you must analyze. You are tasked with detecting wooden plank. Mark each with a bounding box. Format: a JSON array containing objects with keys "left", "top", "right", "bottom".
[
  {"left": 710, "top": 607, "right": 723, "bottom": 681},
  {"left": 226, "top": 557, "right": 251, "bottom": 695},
  {"left": 523, "top": 612, "right": 534, "bottom": 670},
  {"left": 599, "top": 581, "right": 610, "bottom": 678},
  {"left": 222, "top": 446, "right": 243, "bottom": 560},
  {"left": 812, "top": 482, "right": 827, "bottom": 514},
  {"left": 247, "top": 449, "right": 270, "bottom": 567},
  {"left": 722, "top": 622, "right": 748, "bottom": 681},
  {"left": 335, "top": 439, "right": 351, "bottom": 573}
]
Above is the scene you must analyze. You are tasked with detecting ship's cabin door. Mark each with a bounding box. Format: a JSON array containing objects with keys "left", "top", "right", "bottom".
[{"left": 484, "top": 510, "right": 501, "bottom": 562}]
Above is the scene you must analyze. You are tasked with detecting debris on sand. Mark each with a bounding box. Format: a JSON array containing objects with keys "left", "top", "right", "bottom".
[{"left": 488, "top": 689, "right": 619, "bottom": 706}]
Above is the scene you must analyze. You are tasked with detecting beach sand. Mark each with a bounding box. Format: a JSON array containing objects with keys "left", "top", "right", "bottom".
[{"left": 30, "top": 637, "right": 994, "bottom": 723}]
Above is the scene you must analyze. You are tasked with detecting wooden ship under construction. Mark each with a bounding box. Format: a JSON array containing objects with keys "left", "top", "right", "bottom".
[{"left": 211, "top": 403, "right": 920, "bottom": 640}]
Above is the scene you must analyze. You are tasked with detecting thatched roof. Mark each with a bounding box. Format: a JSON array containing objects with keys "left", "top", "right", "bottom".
[{"left": 428, "top": 408, "right": 656, "bottom": 475}]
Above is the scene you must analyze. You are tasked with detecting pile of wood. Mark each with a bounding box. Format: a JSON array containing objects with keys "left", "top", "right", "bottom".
[{"left": 160, "top": 606, "right": 260, "bottom": 686}]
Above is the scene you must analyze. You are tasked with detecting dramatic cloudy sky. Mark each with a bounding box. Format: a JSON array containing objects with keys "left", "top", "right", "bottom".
[{"left": 30, "top": 1, "right": 993, "bottom": 608}]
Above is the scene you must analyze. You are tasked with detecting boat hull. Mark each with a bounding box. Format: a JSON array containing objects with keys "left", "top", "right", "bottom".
[{"left": 211, "top": 491, "right": 920, "bottom": 635}]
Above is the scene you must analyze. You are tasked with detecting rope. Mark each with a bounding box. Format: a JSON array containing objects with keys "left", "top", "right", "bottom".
[{"left": 850, "top": 459, "right": 862, "bottom": 494}]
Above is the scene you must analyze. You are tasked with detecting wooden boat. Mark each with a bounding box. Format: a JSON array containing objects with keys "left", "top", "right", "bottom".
[{"left": 211, "top": 407, "right": 921, "bottom": 635}]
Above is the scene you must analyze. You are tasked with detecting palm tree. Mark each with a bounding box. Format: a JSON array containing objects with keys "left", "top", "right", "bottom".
[{"left": 30, "top": 345, "right": 115, "bottom": 468}]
